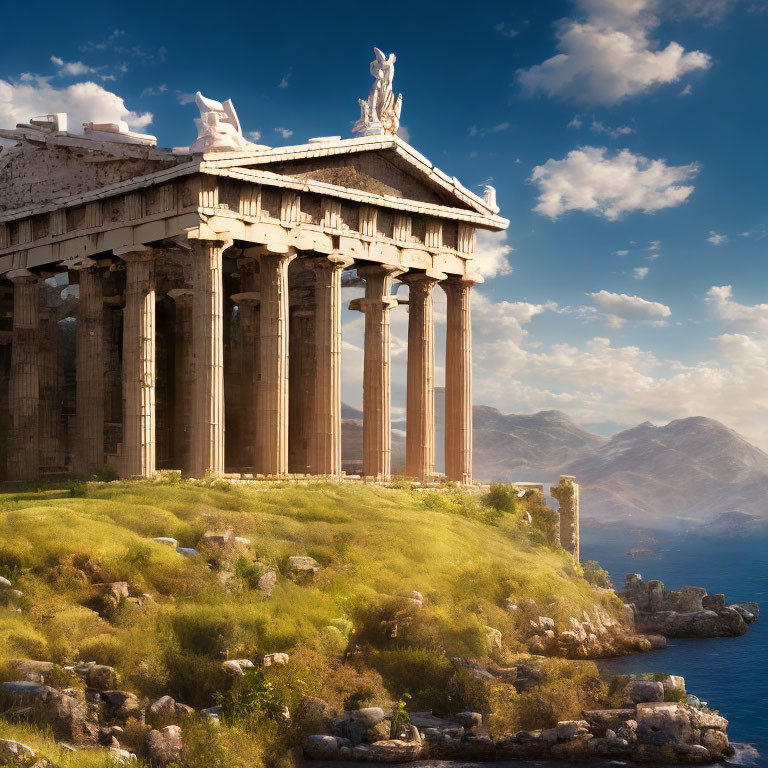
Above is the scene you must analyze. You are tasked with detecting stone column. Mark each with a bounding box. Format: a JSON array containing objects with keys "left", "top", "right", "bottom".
[
  {"left": 231, "top": 264, "right": 260, "bottom": 472},
  {"left": 289, "top": 302, "right": 315, "bottom": 474},
  {"left": 403, "top": 270, "right": 445, "bottom": 482},
  {"left": 118, "top": 248, "right": 157, "bottom": 479},
  {"left": 552, "top": 475, "right": 580, "bottom": 561},
  {"left": 352, "top": 264, "right": 402, "bottom": 480},
  {"left": 252, "top": 248, "right": 295, "bottom": 476},
  {"left": 168, "top": 289, "right": 193, "bottom": 475},
  {"left": 75, "top": 264, "right": 105, "bottom": 476},
  {"left": 190, "top": 239, "right": 227, "bottom": 478},
  {"left": 310, "top": 253, "right": 352, "bottom": 476},
  {"left": 442, "top": 274, "right": 477, "bottom": 485},
  {"left": 38, "top": 306, "right": 60, "bottom": 472},
  {"left": 7, "top": 270, "right": 40, "bottom": 482}
]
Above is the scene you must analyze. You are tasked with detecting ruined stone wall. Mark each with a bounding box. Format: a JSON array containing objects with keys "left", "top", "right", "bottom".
[{"left": 552, "top": 475, "right": 580, "bottom": 561}]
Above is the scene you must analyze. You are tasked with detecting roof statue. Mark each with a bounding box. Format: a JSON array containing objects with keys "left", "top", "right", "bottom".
[
  {"left": 187, "top": 92, "right": 266, "bottom": 154},
  {"left": 353, "top": 48, "right": 403, "bottom": 137},
  {"left": 483, "top": 185, "right": 500, "bottom": 214}
]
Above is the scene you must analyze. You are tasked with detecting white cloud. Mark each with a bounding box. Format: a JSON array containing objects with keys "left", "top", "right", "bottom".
[
  {"left": 278, "top": 69, "right": 292, "bottom": 89},
  {"left": 706, "top": 285, "right": 768, "bottom": 333},
  {"left": 495, "top": 21, "right": 518, "bottom": 38},
  {"left": 176, "top": 91, "right": 195, "bottom": 105},
  {"left": 472, "top": 230, "right": 514, "bottom": 279},
  {"left": 587, "top": 289, "right": 671, "bottom": 327},
  {"left": 531, "top": 146, "right": 698, "bottom": 220},
  {"left": 0, "top": 76, "right": 152, "bottom": 130},
  {"left": 707, "top": 230, "right": 728, "bottom": 245},
  {"left": 51, "top": 56, "right": 98, "bottom": 77},
  {"left": 246, "top": 130, "right": 262, "bottom": 142},
  {"left": 141, "top": 84, "right": 167, "bottom": 97},
  {"left": 568, "top": 115, "right": 584, "bottom": 129},
  {"left": 590, "top": 118, "right": 634, "bottom": 137},
  {"left": 274, "top": 127, "right": 293, "bottom": 139},
  {"left": 616, "top": 249, "right": 630, "bottom": 256},
  {"left": 680, "top": 83, "right": 693, "bottom": 96},
  {"left": 517, "top": 0, "right": 711, "bottom": 104},
  {"left": 633, "top": 266, "right": 649, "bottom": 279}
]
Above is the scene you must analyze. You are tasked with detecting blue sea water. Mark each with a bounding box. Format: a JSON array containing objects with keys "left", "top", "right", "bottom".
[{"left": 581, "top": 526, "right": 768, "bottom": 760}]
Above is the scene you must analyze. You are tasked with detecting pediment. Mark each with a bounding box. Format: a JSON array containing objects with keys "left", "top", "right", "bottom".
[{"left": 259, "top": 151, "right": 455, "bottom": 208}]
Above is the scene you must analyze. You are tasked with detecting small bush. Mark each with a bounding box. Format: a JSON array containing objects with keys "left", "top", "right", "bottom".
[{"left": 483, "top": 484, "right": 518, "bottom": 515}]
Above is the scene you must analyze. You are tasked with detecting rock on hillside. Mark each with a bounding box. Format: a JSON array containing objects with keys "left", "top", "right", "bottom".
[{"left": 563, "top": 417, "right": 768, "bottom": 525}]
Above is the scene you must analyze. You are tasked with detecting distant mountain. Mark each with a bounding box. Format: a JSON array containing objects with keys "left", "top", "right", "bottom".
[{"left": 561, "top": 417, "right": 768, "bottom": 526}]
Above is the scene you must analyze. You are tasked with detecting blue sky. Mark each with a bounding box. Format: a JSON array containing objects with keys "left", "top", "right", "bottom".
[{"left": 3, "top": 0, "right": 768, "bottom": 445}]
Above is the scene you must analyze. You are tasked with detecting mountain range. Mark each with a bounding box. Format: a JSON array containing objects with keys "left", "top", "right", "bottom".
[{"left": 341, "top": 391, "right": 768, "bottom": 530}]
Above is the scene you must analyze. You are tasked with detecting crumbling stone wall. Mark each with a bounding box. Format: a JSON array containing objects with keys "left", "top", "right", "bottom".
[{"left": 551, "top": 474, "right": 580, "bottom": 561}]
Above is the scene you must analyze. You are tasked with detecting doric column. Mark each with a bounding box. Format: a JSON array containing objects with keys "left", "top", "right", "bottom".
[
  {"left": 253, "top": 248, "right": 296, "bottom": 476},
  {"left": 75, "top": 264, "right": 105, "bottom": 476},
  {"left": 442, "top": 274, "right": 478, "bottom": 485},
  {"left": 231, "top": 261, "right": 260, "bottom": 471},
  {"left": 289, "top": 301, "right": 315, "bottom": 474},
  {"left": 310, "top": 253, "right": 352, "bottom": 476},
  {"left": 168, "top": 289, "right": 193, "bottom": 475},
  {"left": 190, "top": 239, "right": 228, "bottom": 478},
  {"left": 117, "top": 247, "right": 158, "bottom": 479},
  {"left": 352, "top": 263, "right": 402, "bottom": 480},
  {"left": 403, "top": 270, "right": 445, "bottom": 482},
  {"left": 38, "top": 306, "right": 60, "bottom": 472},
  {"left": 7, "top": 270, "right": 40, "bottom": 482}
]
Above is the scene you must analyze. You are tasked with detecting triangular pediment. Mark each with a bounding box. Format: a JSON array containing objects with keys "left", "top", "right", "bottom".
[{"left": 253, "top": 150, "right": 457, "bottom": 208}]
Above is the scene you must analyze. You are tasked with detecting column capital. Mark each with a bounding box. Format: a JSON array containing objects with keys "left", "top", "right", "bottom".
[
  {"left": 401, "top": 269, "right": 447, "bottom": 290},
  {"left": 310, "top": 252, "right": 354, "bottom": 271},
  {"left": 167, "top": 288, "right": 194, "bottom": 302},
  {"left": 442, "top": 272, "right": 484, "bottom": 290},
  {"left": 114, "top": 244, "right": 163, "bottom": 262},
  {"left": 349, "top": 296, "right": 398, "bottom": 312},
  {"left": 356, "top": 262, "right": 404, "bottom": 280},
  {"left": 243, "top": 244, "right": 296, "bottom": 259},
  {"left": 6, "top": 268, "right": 39, "bottom": 285},
  {"left": 60, "top": 255, "right": 97, "bottom": 271},
  {"left": 230, "top": 291, "right": 261, "bottom": 307}
]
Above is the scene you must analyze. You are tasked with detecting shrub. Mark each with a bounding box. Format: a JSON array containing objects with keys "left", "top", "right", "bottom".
[
  {"left": 483, "top": 484, "right": 518, "bottom": 515},
  {"left": 182, "top": 716, "right": 264, "bottom": 768},
  {"left": 369, "top": 648, "right": 453, "bottom": 711},
  {"left": 582, "top": 560, "right": 612, "bottom": 588}
]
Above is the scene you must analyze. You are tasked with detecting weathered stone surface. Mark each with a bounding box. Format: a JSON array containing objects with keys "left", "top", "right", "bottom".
[
  {"left": 221, "top": 659, "right": 254, "bottom": 677},
  {"left": 286, "top": 556, "right": 320, "bottom": 580},
  {"left": 257, "top": 570, "right": 278, "bottom": 596},
  {"left": 261, "top": 652, "right": 289, "bottom": 667},
  {"left": 30, "top": 686, "right": 98, "bottom": 744},
  {"left": 147, "top": 695, "right": 194, "bottom": 726},
  {"left": 100, "top": 690, "right": 143, "bottom": 722},
  {"left": 85, "top": 664, "right": 117, "bottom": 690},
  {"left": 626, "top": 680, "right": 665, "bottom": 704},
  {"left": 8, "top": 660, "right": 54, "bottom": 683},
  {"left": 145, "top": 725, "right": 183, "bottom": 766},
  {"left": 0, "top": 739, "right": 36, "bottom": 765}
]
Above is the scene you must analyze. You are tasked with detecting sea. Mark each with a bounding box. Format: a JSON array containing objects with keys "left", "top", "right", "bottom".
[{"left": 581, "top": 525, "right": 768, "bottom": 764}]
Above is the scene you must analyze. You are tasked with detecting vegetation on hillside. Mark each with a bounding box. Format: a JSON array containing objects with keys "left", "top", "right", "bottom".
[{"left": 0, "top": 480, "right": 622, "bottom": 766}]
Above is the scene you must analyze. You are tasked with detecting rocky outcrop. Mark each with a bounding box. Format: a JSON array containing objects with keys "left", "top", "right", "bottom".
[
  {"left": 522, "top": 602, "right": 654, "bottom": 659},
  {"left": 622, "top": 574, "right": 758, "bottom": 638},
  {"left": 145, "top": 725, "right": 183, "bottom": 766},
  {"left": 304, "top": 690, "right": 733, "bottom": 765}
]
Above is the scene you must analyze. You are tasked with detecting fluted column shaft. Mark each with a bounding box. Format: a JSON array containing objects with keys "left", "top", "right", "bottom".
[
  {"left": 311, "top": 254, "right": 351, "bottom": 476},
  {"left": 75, "top": 266, "right": 105, "bottom": 476},
  {"left": 256, "top": 249, "right": 296, "bottom": 475},
  {"left": 443, "top": 275, "right": 476, "bottom": 484},
  {"left": 356, "top": 264, "right": 401, "bottom": 480},
  {"left": 190, "top": 240, "right": 226, "bottom": 478},
  {"left": 404, "top": 272, "right": 443, "bottom": 481},
  {"left": 168, "top": 289, "right": 193, "bottom": 475},
  {"left": 39, "top": 307, "right": 60, "bottom": 471},
  {"left": 8, "top": 272, "right": 40, "bottom": 482},
  {"left": 121, "top": 252, "right": 157, "bottom": 478}
]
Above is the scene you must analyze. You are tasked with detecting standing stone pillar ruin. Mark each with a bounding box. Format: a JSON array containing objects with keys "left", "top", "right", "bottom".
[
  {"left": 552, "top": 474, "right": 580, "bottom": 561},
  {"left": 190, "top": 238, "right": 228, "bottom": 478},
  {"left": 311, "top": 253, "right": 352, "bottom": 477},
  {"left": 75, "top": 264, "right": 105, "bottom": 476},
  {"left": 8, "top": 270, "right": 41, "bottom": 482},
  {"left": 38, "top": 305, "right": 60, "bottom": 473},
  {"left": 353, "top": 263, "right": 402, "bottom": 480},
  {"left": 403, "top": 270, "right": 444, "bottom": 482},
  {"left": 168, "top": 289, "right": 194, "bottom": 476},
  {"left": 442, "top": 275, "right": 477, "bottom": 485},
  {"left": 253, "top": 247, "right": 296, "bottom": 476},
  {"left": 117, "top": 247, "right": 158, "bottom": 479}
]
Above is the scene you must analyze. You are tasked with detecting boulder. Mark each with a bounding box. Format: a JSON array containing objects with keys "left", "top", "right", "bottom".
[
  {"left": 100, "top": 690, "right": 143, "bottom": 722},
  {"left": 0, "top": 576, "right": 12, "bottom": 589},
  {"left": 30, "top": 686, "right": 98, "bottom": 744},
  {"left": 147, "top": 695, "right": 194, "bottom": 725},
  {"left": 175, "top": 547, "right": 198, "bottom": 557},
  {"left": 108, "top": 748, "right": 137, "bottom": 765},
  {"left": 260, "top": 653, "right": 289, "bottom": 667},
  {"left": 286, "top": 556, "right": 320, "bottom": 580},
  {"left": 702, "top": 593, "right": 726, "bottom": 611},
  {"left": 636, "top": 703, "right": 693, "bottom": 746},
  {"left": 0, "top": 739, "right": 36, "bottom": 765},
  {"left": 150, "top": 537, "right": 178, "bottom": 548},
  {"left": 733, "top": 601, "right": 759, "bottom": 620},
  {"left": 645, "top": 634, "right": 667, "bottom": 649},
  {"left": 336, "top": 707, "right": 390, "bottom": 744},
  {"left": 1, "top": 681, "right": 45, "bottom": 699},
  {"left": 145, "top": 725, "right": 183, "bottom": 766},
  {"left": 221, "top": 659, "right": 254, "bottom": 676},
  {"left": 257, "top": 570, "right": 277, "bottom": 596},
  {"left": 626, "top": 680, "right": 665, "bottom": 704},
  {"left": 85, "top": 664, "right": 117, "bottom": 690},
  {"left": 485, "top": 626, "right": 502, "bottom": 651},
  {"left": 295, "top": 696, "right": 334, "bottom": 730},
  {"left": 9, "top": 660, "right": 55, "bottom": 683},
  {"left": 456, "top": 712, "right": 482, "bottom": 729}
]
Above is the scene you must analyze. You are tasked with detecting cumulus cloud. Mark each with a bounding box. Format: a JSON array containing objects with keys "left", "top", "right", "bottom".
[
  {"left": 51, "top": 56, "right": 99, "bottom": 78},
  {"left": 0, "top": 76, "right": 152, "bottom": 130},
  {"left": 585, "top": 289, "right": 671, "bottom": 327},
  {"left": 590, "top": 118, "right": 634, "bottom": 137},
  {"left": 707, "top": 230, "right": 727, "bottom": 245},
  {"left": 633, "top": 266, "right": 649, "bottom": 279},
  {"left": 472, "top": 230, "right": 513, "bottom": 279},
  {"left": 517, "top": 0, "right": 711, "bottom": 104},
  {"left": 530, "top": 146, "right": 698, "bottom": 220},
  {"left": 274, "top": 127, "right": 293, "bottom": 139},
  {"left": 705, "top": 285, "right": 768, "bottom": 333}
]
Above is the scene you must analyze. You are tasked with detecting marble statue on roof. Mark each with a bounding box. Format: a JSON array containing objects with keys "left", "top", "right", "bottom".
[
  {"left": 188, "top": 92, "right": 265, "bottom": 153},
  {"left": 353, "top": 48, "right": 403, "bottom": 137}
]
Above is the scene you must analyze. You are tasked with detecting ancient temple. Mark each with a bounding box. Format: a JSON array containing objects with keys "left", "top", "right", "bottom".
[{"left": 0, "top": 50, "right": 508, "bottom": 483}]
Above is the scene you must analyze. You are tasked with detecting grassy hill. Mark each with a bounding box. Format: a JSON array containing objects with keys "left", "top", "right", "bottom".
[{"left": 0, "top": 479, "right": 622, "bottom": 767}]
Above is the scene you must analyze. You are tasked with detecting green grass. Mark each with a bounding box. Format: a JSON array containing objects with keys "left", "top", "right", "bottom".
[{"left": 0, "top": 480, "right": 621, "bottom": 764}]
